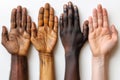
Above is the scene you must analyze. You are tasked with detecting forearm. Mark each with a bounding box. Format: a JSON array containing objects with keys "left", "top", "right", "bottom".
[
  {"left": 92, "top": 55, "right": 108, "bottom": 80},
  {"left": 10, "top": 54, "right": 28, "bottom": 80},
  {"left": 65, "top": 51, "right": 80, "bottom": 80},
  {"left": 39, "top": 53, "right": 55, "bottom": 80}
]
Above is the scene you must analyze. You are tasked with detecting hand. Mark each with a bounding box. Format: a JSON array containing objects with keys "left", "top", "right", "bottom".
[
  {"left": 88, "top": 4, "right": 118, "bottom": 57},
  {"left": 31, "top": 3, "right": 58, "bottom": 54},
  {"left": 60, "top": 2, "right": 89, "bottom": 55},
  {"left": 2, "top": 6, "right": 31, "bottom": 56}
]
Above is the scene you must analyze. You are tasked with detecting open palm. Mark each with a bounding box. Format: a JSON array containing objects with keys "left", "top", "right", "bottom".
[
  {"left": 2, "top": 6, "right": 31, "bottom": 56},
  {"left": 31, "top": 3, "right": 58, "bottom": 53},
  {"left": 88, "top": 5, "right": 118, "bottom": 56}
]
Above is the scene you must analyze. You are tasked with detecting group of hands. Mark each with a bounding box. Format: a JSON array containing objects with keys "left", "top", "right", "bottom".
[{"left": 1, "top": 1, "right": 118, "bottom": 80}]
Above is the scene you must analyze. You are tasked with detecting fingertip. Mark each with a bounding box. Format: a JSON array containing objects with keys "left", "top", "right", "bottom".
[
  {"left": 55, "top": 16, "right": 58, "bottom": 22},
  {"left": 97, "top": 4, "right": 102, "bottom": 9},
  {"left": 45, "top": 3, "right": 50, "bottom": 9},
  {"left": 22, "top": 7, "right": 27, "bottom": 11},
  {"left": 93, "top": 8, "right": 97, "bottom": 14},
  {"left": 50, "top": 7, "right": 54, "bottom": 15},
  {"left": 39, "top": 7, "right": 44, "bottom": 13},
  {"left": 12, "top": 8, "right": 17, "bottom": 13},
  {"left": 2, "top": 26, "right": 7, "bottom": 33},
  {"left": 63, "top": 4, "right": 67, "bottom": 8},
  {"left": 84, "top": 20, "right": 89, "bottom": 25},
  {"left": 103, "top": 8, "right": 107, "bottom": 15},
  {"left": 32, "top": 22, "right": 36, "bottom": 28},
  {"left": 74, "top": 5, "right": 78, "bottom": 10},
  {"left": 27, "top": 15, "right": 31, "bottom": 22},
  {"left": 68, "top": 1, "right": 72, "bottom": 6},
  {"left": 83, "top": 20, "right": 89, "bottom": 33},
  {"left": 17, "top": 5, "right": 22, "bottom": 11}
]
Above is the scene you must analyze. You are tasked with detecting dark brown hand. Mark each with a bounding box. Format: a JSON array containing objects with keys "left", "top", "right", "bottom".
[
  {"left": 60, "top": 2, "right": 89, "bottom": 80},
  {"left": 2, "top": 6, "right": 31, "bottom": 80}
]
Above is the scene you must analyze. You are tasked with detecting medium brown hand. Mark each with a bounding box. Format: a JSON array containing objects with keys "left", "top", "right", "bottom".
[
  {"left": 31, "top": 3, "right": 58, "bottom": 53},
  {"left": 31, "top": 3, "right": 58, "bottom": 80},
  {"left": 2, "top": 6, "right": 31, "bottom": 56}
]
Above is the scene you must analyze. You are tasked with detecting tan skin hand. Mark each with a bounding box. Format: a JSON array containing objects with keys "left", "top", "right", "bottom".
[
  {"left": 31, "top": 3, "right": 58, "bottom": 53},
  {"left": 2, "top": 6, "right": 31, "bottom": 56},
  {"left": 88, "top": 4, "right": 118, "bottom": 56}
]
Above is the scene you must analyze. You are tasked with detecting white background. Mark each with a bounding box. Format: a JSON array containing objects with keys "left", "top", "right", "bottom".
[{"left": 0, "top": 0, "right": 120, "bottom": 80}]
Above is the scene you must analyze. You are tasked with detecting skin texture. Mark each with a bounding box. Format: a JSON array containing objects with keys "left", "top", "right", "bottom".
[
  {"left": 31, "top": 3, "right": 58, "bottom": 80},
  {"left": 60, "top": 2, "right": 89, "bottom": 80},
  {"left": 1, "top": 6, "right": 31, "bottom": 80},
  {"left": 88, "top": 4, "right": 118, "bottom": 80}
]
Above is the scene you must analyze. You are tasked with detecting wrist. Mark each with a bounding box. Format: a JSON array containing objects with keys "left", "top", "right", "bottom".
[
  {"left": 10, "top": 54, "right": 28, "bottom": 80},
  {"left": 39, "top": 52, "right": 55, "bottom": 80},
  {"left": 65, "top": 50, "right": 80, "bottom": 80},
  {"left": 92, "top": 54, "right": 108, "bottom": 80},
  {"left": 65, "top": 49, "right": 80, "bottom": 57},
  {"left": 39, "top": 52, "right": 54, "bottom": 63}
]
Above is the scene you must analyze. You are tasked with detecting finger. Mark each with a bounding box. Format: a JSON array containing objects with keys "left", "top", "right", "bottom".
[
  {"left": 111, "top": 25, "right": 118, "bottom": 42},
  {"left": 97, "top": 4, "right": 103, "bottom": 27},
  {"left": 63, "top": 4, "right": 68, "bottom": 28},
  {"left": 11, "top": 8, "right": 17, "bottom": 29},
  {"left": 38, "top": 7, "right": 44, "bottom": 27},
  {"left": 74, "top": 5, "right": 80, "bottom": 31},
  {"left": 68, "top": 2, "right": 74, "bottom": 27},
  {"left": 2, "top": 26, "right": 8, "bottom": 46},
  {"left": 31, "top": 22, "right": 37, "bottom": 38},
  {"left": 22, "top": 8, "right": 27, "bottom": 31},
  {"left": 49, "top": 7, "right": 54, "bottom": 29},
  {"left": 103, "top": 8, "right": 109, "bottom": 28},
  {"left": 60, "top": 14, "right": 64, "bottom": 37},
  {"left": 44, "top": 3, "right": 50, "bottom": 26},
  {"left": 16, "top": 6, "right": 22, "bottom": 28},
  {"left": 88, "top": 16, "right": 93, "bottom": 33},
  {"left": 83, "top": 20, "right": 89, "bottom": 41},
  {"left": 53, "top": 16, "right": 58, "bottom": 33},
  {"left": 26, "top": 15, "right": 31, "bottom": 34},
  {"left": 93, "top": 8, "right": 98, "bottom": 29}
]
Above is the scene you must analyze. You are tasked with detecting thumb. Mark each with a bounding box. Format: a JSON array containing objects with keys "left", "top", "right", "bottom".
[
  {"left": 82, "top": 20, "right": 89, "bottom": 42},
  {"left": 111, "top": 25, "right": 118, "bottom": 42},
  {"left": 1, "top": 26, "right": 8, "bottom": 46}
]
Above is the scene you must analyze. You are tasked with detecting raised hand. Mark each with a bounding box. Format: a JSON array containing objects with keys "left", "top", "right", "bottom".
[
  {"left": 88, "top": 4, "right": 118, "bottom": 56},
  {"left": 31, "top": 3, "right": 58, "bottom": 54},
  {"left": 60, "top": 2, "right": 89, "bottom": 80},
  {"left": 1, "top": 6, "right": 31, "bottom": 80},
  {"left": 2, "top": 6, "right": 31, "bottom": 56},
  {"left": 31, "top": 3, "right": 58, "bottom": 80},
  {"left": 60, "top": 2, "right": 89, "bottom": 55},
  {"left": 89, "top": 4, "right": 118, "bottom": 80}
]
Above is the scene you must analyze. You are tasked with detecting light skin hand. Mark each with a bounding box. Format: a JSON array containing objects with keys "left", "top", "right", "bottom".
[
  {"left": 2, "top": 6, "right": 31, "bottom": 56},
  {"left": 88, "top": 4, "right": 118, "bottom": 57},
  {"left": 31, "top": 3, "right": 58, "bottom": 54}
]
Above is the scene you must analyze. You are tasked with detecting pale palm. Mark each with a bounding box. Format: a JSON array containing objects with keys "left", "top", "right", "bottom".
[{"left": 88, "top": 5, "right": 118, "bottom": 56}]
